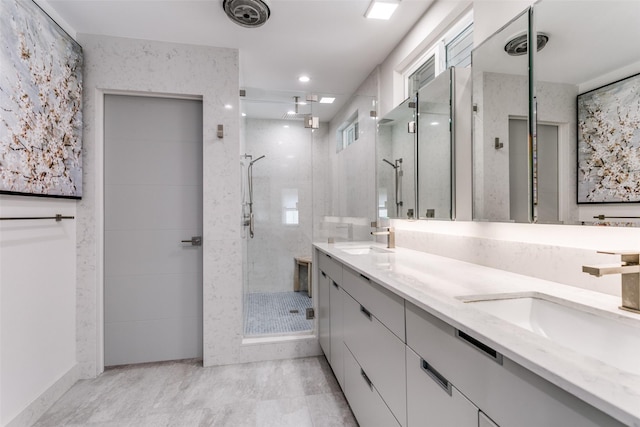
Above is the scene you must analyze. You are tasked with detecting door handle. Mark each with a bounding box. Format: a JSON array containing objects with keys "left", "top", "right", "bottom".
[{"left": 181, "top": 236, "right": 202, "bottom": 246}]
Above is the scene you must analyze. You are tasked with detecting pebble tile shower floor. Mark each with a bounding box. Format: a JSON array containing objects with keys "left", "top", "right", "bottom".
[
  {"left": 34, "top": 357, "right": 357, "bottom": 427},
  {"left": 244, "top": 291, "right": 313, "bottom": 336}
]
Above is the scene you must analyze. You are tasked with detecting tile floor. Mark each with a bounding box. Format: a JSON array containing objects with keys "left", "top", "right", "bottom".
[
  {"left": 244, "top": 291, "right": 313, "bottom": 336},
  {"left": 34, "top": 356, "right": 357, "bottom": 427}
]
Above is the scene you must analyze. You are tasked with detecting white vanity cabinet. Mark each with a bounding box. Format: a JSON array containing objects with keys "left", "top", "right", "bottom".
[
  {"left": 406, "top": 346, "right": 481, "bottom": 427},
  {"left": 406, "top": 302, "right": 625, "bottom": 427},
  {"left": 342, "top": 288, "right": 406, "bottom": 426},
  {"left": 314, "top": 246, "right": 629, "bottom": 427},
  {"left": 329, "top": 279, "right": 345, "bottom": 388},
  {"left": 344, "top": 344, "right": 401, "bottom": 427},
  {"left": 317, "top": 250, "right": 344, "bottom": 385},
  {"left": 317, "top": 269, "right": 331, "bottom": 356}
]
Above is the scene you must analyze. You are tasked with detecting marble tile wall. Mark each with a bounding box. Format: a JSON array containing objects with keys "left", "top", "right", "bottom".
[
  {"left": 77, "top": 34, "right": 319, "bottom": 376},
  {"left": 392, "top": 219, "right": 640, "bottom": 297}
]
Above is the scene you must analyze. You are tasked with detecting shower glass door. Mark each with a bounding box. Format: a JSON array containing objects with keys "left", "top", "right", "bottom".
[{"left": 241, "top": 90, "right": 315, "bottom": 337}]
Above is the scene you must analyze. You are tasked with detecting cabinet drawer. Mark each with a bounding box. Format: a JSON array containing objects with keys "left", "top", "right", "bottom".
[
  {"left": 343, "top": 292, "right": 406, "bottom": 427},
  {"left": 318, "top": 270, "right": 331, "bottom": 357},
  {"left": 343, "top": 344, "right": 401, "bottom": 427},
  {"left": 406, "top": 302, "right": 624, "bottom": 427},
  {"left": 342, "top": 266, "right": 405, "bottom": 340},
  {"left": 317, "top": 250, "right": 342, "bottom": 284},
  {"left": 406, "top": 347, "right": 478, "bottom": 427},
  {"left": 329, "top": 282, "right": 345, "bottom": 389}
]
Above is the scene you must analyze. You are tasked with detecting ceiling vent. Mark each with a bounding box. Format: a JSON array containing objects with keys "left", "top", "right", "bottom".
[
  {"left": 504, "top": 32, "right": 549, "bottom": 56},
  {"left": 223, "top": 0, "right": 271, "bottom": 28}
]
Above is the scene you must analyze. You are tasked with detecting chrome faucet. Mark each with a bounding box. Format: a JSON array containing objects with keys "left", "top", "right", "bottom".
[
  {"left": 371, "top": 225, "right": 395, "bottom": 249},
  {"left": 582, "top": 251, "right": 640, "bottom": 314}
]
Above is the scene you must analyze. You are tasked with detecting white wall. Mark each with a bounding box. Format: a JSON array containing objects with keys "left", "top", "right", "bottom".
[
  {"left": 327, "top": 69, "right": 379, "bottom": 236},
  {"left": 0, "top": 195, "right": 78, "bottom": 427},
  {"left": 1, "top": 2, "right": 79, "bottom": 425},
  {"left": 77, "top": 34, "right": 319, "bottom": 374}
]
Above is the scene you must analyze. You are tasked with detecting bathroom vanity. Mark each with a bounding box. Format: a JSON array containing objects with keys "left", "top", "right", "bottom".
[{"left": 314, "top": 242, "right": 640, "bottom": 427}]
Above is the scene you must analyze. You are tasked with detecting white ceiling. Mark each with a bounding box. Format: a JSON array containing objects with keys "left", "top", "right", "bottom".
[
  {"left": 473, "top": 1, "right": 640, "bottom": 90},
  {"left": 45, "top": 0, "right": 436, "bottom": 121}
]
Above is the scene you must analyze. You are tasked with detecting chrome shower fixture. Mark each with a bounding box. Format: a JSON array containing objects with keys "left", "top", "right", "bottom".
[
  {"left": 223, "top": 0, "right": 271, "bottom": 28},
  {"left": 504, "top": 32, "right": 549, "bottom": 56}
]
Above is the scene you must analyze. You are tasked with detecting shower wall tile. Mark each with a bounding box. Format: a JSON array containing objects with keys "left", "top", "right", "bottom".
[{"left": 244, "top": 119, "right": 314, "bottom": 293}]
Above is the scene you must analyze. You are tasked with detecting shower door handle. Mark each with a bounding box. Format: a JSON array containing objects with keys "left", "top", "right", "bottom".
[{"left": 181, "top": 236, "right": 202, "bottom": 246}]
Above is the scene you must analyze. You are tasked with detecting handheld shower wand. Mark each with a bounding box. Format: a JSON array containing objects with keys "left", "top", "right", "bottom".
[{"left": 245, "top": 154, "right": 266, "bottom": 238}]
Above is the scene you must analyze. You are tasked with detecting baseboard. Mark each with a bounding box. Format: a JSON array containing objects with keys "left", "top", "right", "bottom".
[{"left": 6, "top": 364, "right": 80, "bottom": 427}]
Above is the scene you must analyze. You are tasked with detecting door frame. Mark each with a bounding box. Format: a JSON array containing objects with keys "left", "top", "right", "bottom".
[{"left": 95, "top": 89, "right": 204, "bottom": 374}]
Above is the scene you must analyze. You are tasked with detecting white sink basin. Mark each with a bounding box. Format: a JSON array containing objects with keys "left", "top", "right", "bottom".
[
  {"left": 463, "top": 293, "right": 640, "bottom": 375},
  {"left": 340, "top": 246, "right": 393, "bottom": 255}
]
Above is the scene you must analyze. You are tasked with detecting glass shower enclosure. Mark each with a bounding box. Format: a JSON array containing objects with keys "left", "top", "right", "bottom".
[{"left": 240, "top": 90, "right": 315, "bottom": 337}]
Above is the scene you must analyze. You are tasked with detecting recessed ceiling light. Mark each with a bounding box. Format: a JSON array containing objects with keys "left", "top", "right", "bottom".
[
  {"left": 224, "top": 104, "right": 233, "bottom": 109},
  {"left": 430, "top": 121, "right": 439, "bottom": 126},
  {"left": 320, "top": 97, "right": 335, "bottom": 104},
  {"left": 242, "top": 113, "right": 247, "bottom": 117},
  {"left": 298, "top": 75, "right": 310, "bottom": 83},
  {"left": 365, "top": 0, "right": 399, "bottom": 20}
]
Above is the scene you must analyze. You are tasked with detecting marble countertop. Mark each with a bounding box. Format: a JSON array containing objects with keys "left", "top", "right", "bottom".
[{"left": 314, "top": 241, "right": 640, "bottom": 427}]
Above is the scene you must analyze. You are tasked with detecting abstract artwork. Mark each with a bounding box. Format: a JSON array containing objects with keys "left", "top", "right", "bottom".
[
  {"left": 0, "top": 0, "right": 83, "bottom": 198},
  {"left": 577, "top": 73, "right": 640, "bottom": 203}
]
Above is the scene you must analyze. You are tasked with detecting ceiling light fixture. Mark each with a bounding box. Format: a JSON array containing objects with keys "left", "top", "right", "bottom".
[
  {"left": 319, "top": 97, "right": 335, "bottom": 104},
  {"left": 298, "top": 75, "right": 310, "bottom": 83},
  {"left": 365, "top": 0, "right": 399, "bottom": 20}
]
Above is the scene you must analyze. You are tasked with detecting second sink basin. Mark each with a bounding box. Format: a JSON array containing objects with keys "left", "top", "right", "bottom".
[
  {"left": 341, "top": 246, "right": 393, "bottom": 255},
  {"left": 462, "top": 293, "right": 640, "bottom": 376}
]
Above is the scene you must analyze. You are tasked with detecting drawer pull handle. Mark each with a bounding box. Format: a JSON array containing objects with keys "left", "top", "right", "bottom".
[
  {"left": 456, "top": 330, "right": 503, "bottom": 365},
  {"left": 359, "top": 273, "right": 370, "bottom": 281},
  {"left": 360, "top": 368, "right": 373, "bottom": 390},
  {"left": 421, "top": 358, "right": 452, "bottom": 396},
  {"left": 332, "top": 281, "right": 339, "bottom": 289},
  {"left": 360, "top": 305, "right": 372, "bottom": 320},
  {"left": 321, "top": 271, "right": 327, "bottom": 278},
  {"left": 326, "top": 254, "right": 332, "bottom": 259}
]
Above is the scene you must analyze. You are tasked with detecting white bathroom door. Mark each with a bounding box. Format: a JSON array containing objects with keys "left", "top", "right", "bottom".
[{"left": 104, "top": 95, "right": 203, "bottom": 366}]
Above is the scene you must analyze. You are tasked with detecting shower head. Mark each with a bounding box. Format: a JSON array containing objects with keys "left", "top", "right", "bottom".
[
  {"left": 282, "top": 96, "right": 308, "bottom": 120},
  {"left": 250, "top": 155, "right": 266, "bottom": 165},
  {"left": 223, "top": 0, "right": 271, "bottom": 28}
]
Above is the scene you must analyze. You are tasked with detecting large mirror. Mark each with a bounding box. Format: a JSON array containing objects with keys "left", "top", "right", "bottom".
[
  {"left": 472, "top": 9, "right": 532, "bottom": 223},
  {"left": 534, "top": 0, "right": 640, "bottom": 225},
  {"left": 417, "top": 68, "right": 454, "bottom": 220},
  {"left": 377, "top": 98, "right": 417, "bottom": 219}
]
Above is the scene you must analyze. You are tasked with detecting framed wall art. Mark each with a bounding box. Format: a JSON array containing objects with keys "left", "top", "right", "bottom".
[
  {"left": 577, "top": 72, "right": 640, "bottom": 204},
  {"left": 0, "top": 0, "right": 83, "bottom": 199}
]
